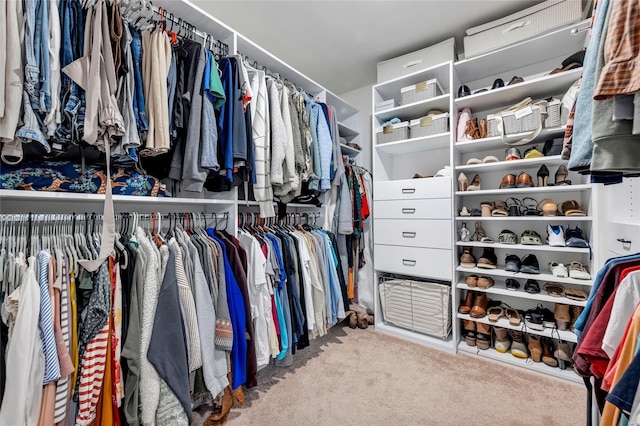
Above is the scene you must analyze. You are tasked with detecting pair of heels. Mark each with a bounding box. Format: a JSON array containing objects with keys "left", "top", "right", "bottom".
[
  {"left": 458, "top": 172, "right": 481, "bottom": 191},
  {"left": 537, "top": 165, "right": 571, "bottom": 187}
]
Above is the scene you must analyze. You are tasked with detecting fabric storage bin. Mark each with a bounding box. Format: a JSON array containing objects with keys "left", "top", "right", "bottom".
[
  {"left": 410, "top": 112, "right": 449, "bottom": 138},
  {"left": 378, "top": 275, "right": 452, "bottom": 340},
  {"left": 400, "top": 78, "right": 444, "bottom": 105},
  {"left": 463, "top": 0, "right": 590, "bottom": 58},
  {"left": 376, "top": 122, "right": 410, "bottom": 144},
  {"left": 375, "top": 99, "right": 396, "bottom": 112},
  {"left": 377, "top": 38, "right": 456, "bottom": 83}
]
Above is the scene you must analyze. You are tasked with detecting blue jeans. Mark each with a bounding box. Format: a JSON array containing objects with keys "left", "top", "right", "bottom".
[
  {"left": 129, "top": 26, "right": 148, "bottom": 133},
  {"left": 55, "top": 0, "right": 85, "bottom": 145}
]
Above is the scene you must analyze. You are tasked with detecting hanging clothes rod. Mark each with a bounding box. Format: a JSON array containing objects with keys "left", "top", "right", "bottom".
[{"left": 0, "top": 212, "right": 230, "bottom": 223}]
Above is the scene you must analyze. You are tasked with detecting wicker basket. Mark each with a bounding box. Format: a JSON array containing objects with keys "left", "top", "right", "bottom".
[
  {"left": 376, "top": 122, "right": 410, "bottom": 144},
  {"left": 378, "top": 274, "right": 452, "bottom": 340},
  {"left": 487, "top": 98, "right": 562, "bottom": 137},
  {"left": 400, "top": 78, "right": 444, "bottom": 105},
  {"left": 410, "top": 112, "right": 449, "bottom": 138},
  {"left": 544, "top": 99, "right": 562, "bottom": 128}
]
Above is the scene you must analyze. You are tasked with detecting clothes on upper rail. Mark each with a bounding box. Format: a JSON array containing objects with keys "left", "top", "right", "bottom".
[
  {"left": 0, "top": 0, "right": 345, "bottom": 215},
  {"left": 0, "top": 215, "right": 347, "bottom": 424},
  {"left": 571, "top": 253, "right": 640, "bottom": 425},
  {"left": 566, "top": 0, "right": 640, "bottom": 179}
]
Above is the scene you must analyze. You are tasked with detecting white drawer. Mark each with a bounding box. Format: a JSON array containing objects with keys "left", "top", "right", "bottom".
[
  {"left": 374, "top": 177, "right": 452, "bottom": 201},
  {"left": 376, "top": 38, "right": 456, "bottom": 83},
  {"left": 374, "top": 219, "right": 452, "bottom": 249},
  {"left": 607, "top": 223, "right": 640, "bottom": 257},
  {"left": 374, "top": 199, "right": 452, "bottom": 220},
  {"left": 375, "top": 245, "right": 452, "bottom": 281}
]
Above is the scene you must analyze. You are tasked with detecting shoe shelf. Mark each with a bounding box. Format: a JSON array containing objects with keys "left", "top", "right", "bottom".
[
  {"left": 456, "top": 282, "right": 587, "bottom": 308},
  {"left": 457, "top": 313, "right": 578, "bottom": 343},
  {"left": 340, "top": 143, "right": 361, "bottom": 157},
  {"left": 338, "top": 122, "right": 359, "bottom": 141},
  {"left": 454, "top": 68, "right": 582, "bottom": 111},
  {"left": 374, "top": 133, "right": 450, "bottom": 155},
  {"left": 454, "top": 20, "right": 589, "bottom": 83},
  {"left": 455, "top": 266, "right": 593, "bottom": 287},
  {"left": 455, "top": 156, "right": 566, "bottom": 173},
  {"left": 455, "top": 241, "right": 590, "bottom": 254},
  {"left": 457, "top": 340, "right": 582, "bottom": 384},
  {"left": 455, "top": 216, "right": 593, "bottom": 222},
  {"left": 456, "top": 184, "right": 592, "bottom": 197},
  {"left": 375, "top": 94, "right": 450, "bottom": 122},
  {"left": 454, "top": 126, "right": 567, "bottom": 154},
  {"left": 375, "top": 322, "right": 455, "bottom": 353}
]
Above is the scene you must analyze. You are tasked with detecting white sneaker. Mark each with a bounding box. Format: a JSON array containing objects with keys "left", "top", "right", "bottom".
[
  {"left": 569, "top": 262, "right": 591, "bottom": 280},
  {"left": 435, "top": 166, "right": 452, "bottom": 177},
  {"left": 547, "top": 225, "right": 566, "bottom": 247},
  {"left": 549, "top": 262, "right": 568, "bottom": 278}
]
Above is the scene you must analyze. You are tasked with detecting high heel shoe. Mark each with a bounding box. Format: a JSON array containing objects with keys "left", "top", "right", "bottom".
[
  {"left": 467, "top": 174, "right": 481, "bottom": 191},
  {"left": 458, "top": 172, "right": 468, "bottom": 191},
  {"left": 474, "top": 221, "right": 494, "bottom": 243},
  {"left": 554, "top": 165, "right": 570, "bottom": 185},
  {"left": 537, "top": 165, "right": 549, "bottom": 187}
]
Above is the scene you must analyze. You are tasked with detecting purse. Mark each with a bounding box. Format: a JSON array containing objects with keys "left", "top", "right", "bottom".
[
  {"left": 492, "top": 97, "right": 553, "bottom": 146},
  {"left": 521, "top": 197, "right": 541, "bottom": 216}
]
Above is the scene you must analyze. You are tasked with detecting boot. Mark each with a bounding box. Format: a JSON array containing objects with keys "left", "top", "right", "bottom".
[
  {"left": 477, "top": 247, "right": 497, "bottom": 269},
  {"left": 346, "top": 311, "right": 357, "bottom": 329},
  {"left": 554, "top": 341, "right": 573, "bottom": 370},
  {"left": 527, "top": 334, "right": 542, "bottom": 362},
  {"left": 570, "top": 306, "right": 584, "bottom": 332},
  {"left": 470, "top": 292, "right": 488, "bottom": 318},
  {"left": 555, "top": 303, "right": 571, "bottom": 330},
  {"left": 541, "top": 337, "right": 558, "bottom": 367},
  {"left": 458, "top": 290, "right": 475, "bottom": 314},
  {"left": 510, "top": 330, "right": 528, "bottom": 359},
  {"left": 476, "top": 322, "right": 491, "bottom": 350},
  {"left": 494, "top": 326, "right": 511, "bottom": 353},
  {"left": 463, "top": 320, "right": 476, "bottom": 347},
  {"left": 460, "top": 247, "right": 477, "bottom": 268}
]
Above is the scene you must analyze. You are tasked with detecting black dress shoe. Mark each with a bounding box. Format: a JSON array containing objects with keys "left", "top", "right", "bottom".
[
  {"left": 474, "top": 88, "right": 488, "bottom": 95},
  {"left": 458, "top": 85, "right": 471, "bottom": 98},
  {"left": 492, "top": 78, "right": 504, "bottom": 89}
]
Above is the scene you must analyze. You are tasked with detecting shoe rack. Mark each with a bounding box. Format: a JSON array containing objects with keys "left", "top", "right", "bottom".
[
  {"left": 371, "top": 62, "right": 456, "bottom": 352},
  {"left": 451, "top": 21, "right": 597, "bottom": 383}
]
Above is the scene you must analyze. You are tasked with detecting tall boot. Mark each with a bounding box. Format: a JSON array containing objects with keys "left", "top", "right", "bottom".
[
  {"left": 476, "top": 322, "right": 491, "bottom": 350},
  {"left": 463, "top": 320, "right": 476, "bottom": 347},
  {"left": 541, "top": 337, "right": 558, "bottom": 367},
  {"left": 470, "top": 292, "right": 488, "bottom": 318},
  {"left": 527, "top": 334, "right": 542, "bottom": 362},
  {"left": 458, "top": 290, "right": 475, "bottom": 314},
  {"left": 570, "top": 306, "right": 584, "bottom": 332},
  {"left": 493, "top": 326, "right": 511, "bottom": 353},
  {"left": 555, "top": 303, "right": 571, "bottom": 330}
]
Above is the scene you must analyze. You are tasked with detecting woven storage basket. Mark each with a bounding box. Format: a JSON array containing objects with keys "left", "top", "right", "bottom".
[
  {"left": 544, "top": 98, "right": 562, "bottom": 127},
  {"left": 400, "top": 78, "right": 444, "bottom": 105},
  {"left": 379, "top": 275, "right": 452, "bottom": 340},
  {"left": 376, "top": 122, "right": 410, "bottom": 144},
  {"left": 410, "top": 112, "right": 449, "bottom": 138}
]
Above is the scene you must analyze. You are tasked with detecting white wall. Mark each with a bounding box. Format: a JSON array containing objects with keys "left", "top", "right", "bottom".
[{"left": 340, "top": 85, "right": 373, "bottom": 171}]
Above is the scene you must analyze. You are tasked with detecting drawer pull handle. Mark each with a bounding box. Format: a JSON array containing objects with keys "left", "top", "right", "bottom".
[
  {"left": 402, "top": 259, "right": 417, "bottom": 266},
  {"left": 617, "top": 238, "right": 632, "bottom": 244},
  {"left": 402, "top": 208, "right": 416, "bottom": 214},
  {"left": 401, "top": 188, "right": 416, "bottom": 194},
  {"left": 403, "top": 60, "right": 422, "bottom": 69},
  {"left": 402, "top": 232, "right": 417, "bottom": 238}
]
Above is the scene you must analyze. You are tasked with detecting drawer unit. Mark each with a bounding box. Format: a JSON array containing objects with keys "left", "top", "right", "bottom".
[
  {"left": 374, "top": 177, "right": 452, "bottom": 201},
  {"left": 374, "top": 219, "right": 452, "bottom": 249},
  {"left": 607, "top": 223, "right": 640, "bottom": 257},
  {"left": 374, "top": 199, "right": 452, "bottom": 220},
  {"left": 374, "top": 244, "right": 452, "bottom": 281}
]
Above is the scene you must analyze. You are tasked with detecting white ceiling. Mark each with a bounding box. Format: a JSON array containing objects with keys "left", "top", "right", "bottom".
[{"left": 193, "top": 0, "right": 543, "bottom": 95}]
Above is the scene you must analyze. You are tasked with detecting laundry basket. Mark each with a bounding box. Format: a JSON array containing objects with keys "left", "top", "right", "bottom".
[{"left": 378, "top": 274, "right": 452, "bottom": 339}]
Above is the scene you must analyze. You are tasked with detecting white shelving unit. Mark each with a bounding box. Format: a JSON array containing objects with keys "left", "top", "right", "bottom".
[
  {"left": 451, "top": 20, "right": 596, "bottom": 383},
  {"left": 369, "top": 18, "right": 597, "bottom": 383}
]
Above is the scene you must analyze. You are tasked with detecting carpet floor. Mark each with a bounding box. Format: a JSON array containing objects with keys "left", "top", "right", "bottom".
[{"left": 225, "top": 325, "right": 586, "bottom": 426}]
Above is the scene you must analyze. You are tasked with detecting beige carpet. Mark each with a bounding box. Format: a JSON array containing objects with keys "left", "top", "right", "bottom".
[{"left": 225, "top": 325, "right": 586, "bottom": 425}]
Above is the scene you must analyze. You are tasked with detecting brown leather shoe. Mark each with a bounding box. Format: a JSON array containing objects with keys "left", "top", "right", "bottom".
[
  {"left": 477, "top": 247, "right": 497, "bottom": 269},
  {"left": 528, "top": 334, "right": 542, "bottom": 362},
  {"left": 541, "top": 337, "right": 558, "bottom": 367},
  {"left": 460, "top": 247, "right": 477, "bottom": 268},
  {"left": 470, "top": 292, "right": 488, "bottom": 318},
  {"left": 477, "top": 276, "right": 495, "bottom": 288},
  {"left": 465, "top": 274, "right": 478, "bottom": 287},
  {"left": 499, "top": 174, "right": 517, "bottom": 189},
  {"left": 555, "top": 303, "right": 571, "bottom": 330},
  {"left": 517, "top": 172, "right": 534, "bottom": 188},
  {"left": 458, "top": 290, "right": 475, "bottom": 314}
]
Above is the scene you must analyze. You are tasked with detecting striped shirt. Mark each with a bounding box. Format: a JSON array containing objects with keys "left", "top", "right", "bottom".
[{"left": 37, "top": 250, "right": 61, "bottom": 384}]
